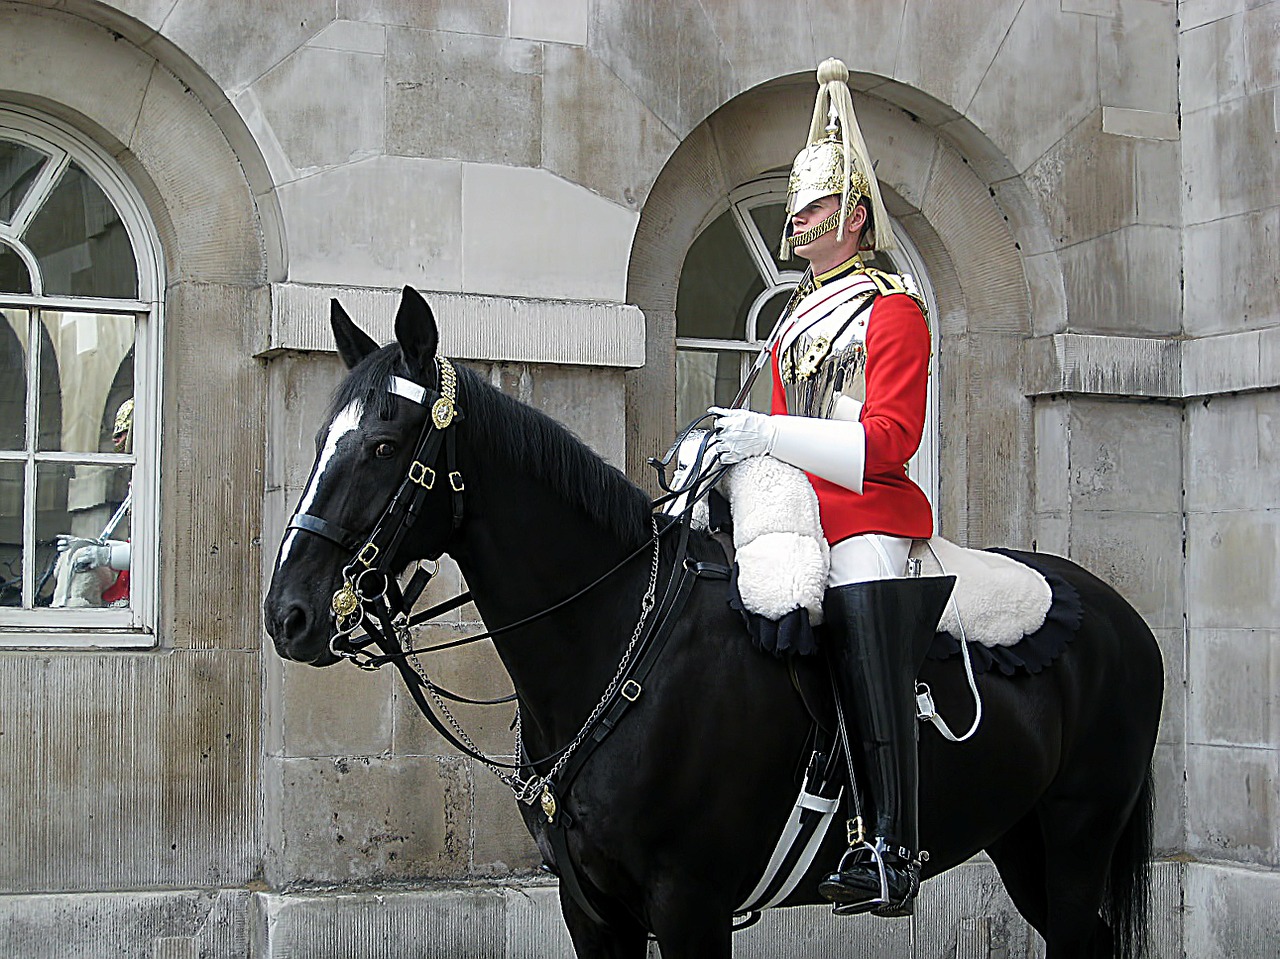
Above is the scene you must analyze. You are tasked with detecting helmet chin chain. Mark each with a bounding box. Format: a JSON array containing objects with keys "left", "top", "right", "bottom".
[{"left": 787, "top": 208, "right": 841, "bottom": 250}]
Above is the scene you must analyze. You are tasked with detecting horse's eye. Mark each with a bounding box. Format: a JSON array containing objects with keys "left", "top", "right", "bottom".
[{"left": 375, "top": 442, "right": 396, "bottom": 459}]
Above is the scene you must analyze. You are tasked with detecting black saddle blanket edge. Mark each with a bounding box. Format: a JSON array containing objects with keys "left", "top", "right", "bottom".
[{"left": 926, "top": 548, "right": 1084, "bottom": 676}]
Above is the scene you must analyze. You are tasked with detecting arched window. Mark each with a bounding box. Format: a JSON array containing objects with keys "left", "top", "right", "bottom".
[
  {"left": 0, "top": 107, "right": 161, "bottom": 643},
  {"left": 675, "top": 174, "right": 939, "bottom": 511}
]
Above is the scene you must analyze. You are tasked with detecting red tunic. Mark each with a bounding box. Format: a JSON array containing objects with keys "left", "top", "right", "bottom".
[{"left": 771, "top": 291, "right": 934, "bottom": 545}]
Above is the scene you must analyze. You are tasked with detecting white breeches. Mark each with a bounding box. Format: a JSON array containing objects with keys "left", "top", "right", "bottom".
[{"left": 828, "top": 534, "right": 912, "bottom": 587}]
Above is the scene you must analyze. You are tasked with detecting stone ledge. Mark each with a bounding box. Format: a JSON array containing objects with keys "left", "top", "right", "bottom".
[
  {"left": 1023, "top": 329, "right": 1280, "bottom": 398},
  {"left": 263, "top": 283, "right": 646, "bottom": 368}
]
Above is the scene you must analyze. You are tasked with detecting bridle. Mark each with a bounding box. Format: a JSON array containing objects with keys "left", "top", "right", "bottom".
[{"left": 285, "top": 356, "right": 465, "bottom": 666}]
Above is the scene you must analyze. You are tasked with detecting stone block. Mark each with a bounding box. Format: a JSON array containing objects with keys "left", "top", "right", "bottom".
[
  {"left": 896, "top": 0, "right": 1023, "bottom": 118},
  {"left": 280, "top": 656, "right": 396, "bottom": 758},
  {"left": 702, "top": 82, "right": 808, "bottom": 197},
  {"left": 1185, "top": 862, "right": 1280, "bottom": 958},
  {"left": 307, "top": 18, "right": 387, "bottom": 55},
  {"left": 0, "top": 650, "right": 259, "bottom": 893},
  {"left": 338, "top": 0, "right": 507, "bottom": 36},
  {"left": 460, "top": 163, "right": 637, "bottom": 301},
  {"left": 541, "top": 44, "right": 679, "bottom": 211},
  {"left": 161, "top": 283, "right": 269, "bottom": 650},
  {"left": 1033, "top": 510, "right": 1071, "bottom": 555},
  {"left": 966, "top": 1, "right": 1101, "bottom": 173},
  {"left": 1185, "top": 391, "right": 1273, "bottom": 512},
  {"left": 1033, "top": 398, "right": 1071, "bottom": 513},
  {"left": 1185, "top": 509, "right": 1280, "bottom": 629},
  {"left": 278, "top": 156, "right": 463, "bottom": 290},
  {"left": 852, "top": 95, "right": 940, "bottom": 215},
  {"left": 511, "top": 0, "right": 589, "bottom": 45},
  {"left": 1188, "top": 628, "right": 1278, "bottom": 747},
  {"left": 1024, "top": 252, "right": 1070, "bottom": 336},
  {"left": 694, "top": 0, "right": 815, "bottom": 92},
  {"left": 1066, "top": 398, "right": 1182, "bottom": 512},
  {"left": 161, "top": 0, "right": 333, "bottom": 93},
  {"left": 588, "top": 0, "right": 737, "bottom": 136},
  {"left": 0, "top": 889, "right": 248, "bottom": 959},
  {"left": 504, "top": 883, "right": 575, "bottom": 958},
  {"left": 230, "top": 86, "right": 300, "bottom": 195},
  {"left": 470, "top": 760, "right": 543, "bottom": 876},
  {"left": 271, "top": 754, "right": 470, "bottom": 884},
  {"left": 87, "top": 0, "right": 180, "bottom": 38},
  {"left": 1133, "top": 138, "right": 1182, "bottom": 227},
  {"left": 1180, "top": 1, "right": 1278, "bottom": 109},
  {"left": 0, "top": 7, "right": 154, "bottom": 149},
  {"left": 1152, "top": 740, "right": 1186, "bottom": 854},
  {"left": 1068, "top": 509, "right": 1184, "bottom": 630},
  {"left": 254, "top": 887, "right": 508, "bottom": 958},
  {"left": 1183, "top": 207, "right": 1280, "bottom": 336},
  {"left": 1153, "top": 626, "right": 1186, "bottom": 745},
  {"left": 1183, "top": 91, "right": 1280, "bottom": 225},
  {"left": 1059, "top": 226, "right": 1181, "bottom": 335},
  {"left": 386, "top": 28, "right": 541, "bottom": 166},
  {"left": 1100, "top": 107, "right": 1180, "bottom": 140},
  {"left": 1186, "top": 743, "right": 1277, "bottom": 865},
  {"left": 251, "top": 45, "right": 384, "bottom": 176},
  {"left": 1099, "top": 0, "right": 1179, "bottom": 113}
]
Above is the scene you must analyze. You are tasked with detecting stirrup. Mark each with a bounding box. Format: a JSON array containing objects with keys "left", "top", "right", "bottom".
[{"left": 825, "top": 838, "right": 925, "bottom": 917}]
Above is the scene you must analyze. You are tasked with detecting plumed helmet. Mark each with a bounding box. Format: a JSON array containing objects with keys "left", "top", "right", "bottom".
[{"left": 781, "top": 58, "right": 895, "bottom": 258}]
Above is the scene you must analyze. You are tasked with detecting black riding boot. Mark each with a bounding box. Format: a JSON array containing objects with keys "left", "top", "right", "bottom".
[{"left": 818, "top": 575, "right": 955, "bottom": 915}]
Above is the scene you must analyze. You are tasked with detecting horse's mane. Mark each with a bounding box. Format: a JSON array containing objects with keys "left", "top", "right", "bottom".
[
  {"left": 326, "top": 346, "right": 652, "bottom": 547},
  {"left": 456, "top": 364, "right": 652, "bottom": 547}
]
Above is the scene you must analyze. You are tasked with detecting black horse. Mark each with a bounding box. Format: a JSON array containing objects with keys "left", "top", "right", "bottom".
[{"left": 264, "top": 287, "right": 1164, "bottom": 959}]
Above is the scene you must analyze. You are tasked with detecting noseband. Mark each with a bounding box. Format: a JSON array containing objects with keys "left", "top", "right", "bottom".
[{"left": 284, "top": 356, "right": 465, "bottom": 661}]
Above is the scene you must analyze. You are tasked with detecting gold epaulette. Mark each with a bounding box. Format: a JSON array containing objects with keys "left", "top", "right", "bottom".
[{"left": 860, "top": 267, "right": 928, "bottom": 319}]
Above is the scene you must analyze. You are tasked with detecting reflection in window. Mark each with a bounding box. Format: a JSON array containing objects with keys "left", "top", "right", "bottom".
[{"left": 0, "top": 111, "right": 156, "bottom": 634}]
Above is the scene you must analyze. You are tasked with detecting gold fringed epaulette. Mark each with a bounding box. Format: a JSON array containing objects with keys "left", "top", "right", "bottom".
[{"left": 861, "top": 267, "right": 928, "bottom": 318}]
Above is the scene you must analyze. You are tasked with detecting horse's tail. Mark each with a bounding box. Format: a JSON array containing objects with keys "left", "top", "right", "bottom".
[{"left": 1103, "top": 762, "right": 1154, "bottom": 958}]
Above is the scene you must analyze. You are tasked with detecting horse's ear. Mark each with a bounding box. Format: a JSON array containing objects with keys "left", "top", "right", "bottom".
[
  {"left": 394, "top": 285, "right": 439, "bottom": 378},
  {"left": 330, "top": 299, "right": 379, "bottom": 370}
]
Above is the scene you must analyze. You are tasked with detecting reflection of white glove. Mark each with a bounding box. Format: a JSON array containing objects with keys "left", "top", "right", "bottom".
[
  {"left": 57, "top": 535, "right": 97, "bottom": 556},
  {"left": 709, "top": 407, "right": 777, "bottom": 464},
  {"left": 71, "top": 540, "right": 130, "bottom": 573}
]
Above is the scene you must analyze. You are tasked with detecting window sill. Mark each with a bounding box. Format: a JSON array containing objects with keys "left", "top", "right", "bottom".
[{"left": 0, "top": 628, "right": 156, "bottom": 650}]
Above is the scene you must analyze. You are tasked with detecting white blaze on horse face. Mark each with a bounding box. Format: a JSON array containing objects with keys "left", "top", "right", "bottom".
[{"left": 277, "top": 399, "right": 365, "bottom": 569}]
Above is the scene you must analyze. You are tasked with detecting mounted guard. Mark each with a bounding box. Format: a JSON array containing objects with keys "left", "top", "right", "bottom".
[{"left": 709, "top": 58, "right": 948, "bottom": 915}]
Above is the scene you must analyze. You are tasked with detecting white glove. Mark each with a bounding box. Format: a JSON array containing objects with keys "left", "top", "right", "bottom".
[
  {"left": 770, "top": 415, "right": 866, "bottom": 493},
  {"left": 71, "top": 540, "right": 130, "bottom": 573},
  {"left": 709, "top": 407, "right": 777, "bottom": 464},
  {"left": 57, "top": 535, "right": 97, "bottom": 556}
]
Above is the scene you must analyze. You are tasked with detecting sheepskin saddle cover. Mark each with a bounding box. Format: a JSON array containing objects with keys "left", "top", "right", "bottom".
[{"left": 711, "top": 458, "right": 1052, "bottom": 648}]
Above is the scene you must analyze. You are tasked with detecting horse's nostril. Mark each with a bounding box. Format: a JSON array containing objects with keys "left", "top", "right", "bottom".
[{"left": 281, "top": 605, "right": 308, "bottom": 642}]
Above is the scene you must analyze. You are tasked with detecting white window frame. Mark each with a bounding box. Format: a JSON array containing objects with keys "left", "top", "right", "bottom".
[
  {"left": 0, "top": 106, "right": 163, "bottom": 647},
  {"left": 675, "top": 175, "right": 940, "bottom": 517}
]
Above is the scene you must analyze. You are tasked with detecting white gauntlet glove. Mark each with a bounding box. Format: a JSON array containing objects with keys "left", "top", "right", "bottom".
[
  {"left": 70, "top": 540, "right": 130, "bottom": 574},
  {"left": 708, "top": 407, "right": 777, "bottom": 463}
]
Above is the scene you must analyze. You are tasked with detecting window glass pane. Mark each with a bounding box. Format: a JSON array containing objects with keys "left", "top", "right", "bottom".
[
  {"left": 34, "top": 461, "right": 132, "bottom": 609},
  {"left": 0, "top": 460, "right": 22, "bottom": 608},
  {"left": 677, "top": 349, "right": 759, "bottom": 424},
  {"left": 676, "top": 209, "right": 765, "bottom": 341},
  {"left": 754, "top": 289, "right": 794, "bottom": 342},
  {"left": 1, "top": 309, "right": 28, "bottom": 450},
  {"left": 37, "top": 311, "right": 135, "bottom": 453},
  {"left": 0, "top": 139, "right": 47, "bottom": 223},
  {"left": 0, "top": 241, "right": 32, "bottom": 293},
  {"left": 24, "top": 161, "right": 137, "bottom": 299},
  {"left": 748, "top": 202, "right": 794, "bottom": 276}
]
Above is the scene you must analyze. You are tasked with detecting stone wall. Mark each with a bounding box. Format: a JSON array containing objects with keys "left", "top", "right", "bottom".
[{"left": 0, "top": 0, "right": 1276, "bottom": 955}]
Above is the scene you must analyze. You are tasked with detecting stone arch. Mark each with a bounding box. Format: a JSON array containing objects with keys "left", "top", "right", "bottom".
[{"left": 627, "top": 74, "right": 1061, "bottom": 548}]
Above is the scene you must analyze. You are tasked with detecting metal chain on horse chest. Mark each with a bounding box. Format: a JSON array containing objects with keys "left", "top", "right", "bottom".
[
  {"left": 512, "top": 516, "right": 663, "bottom": 804},
  {"left": 401, "top": 516, "right": 662, "bottom": 805}
]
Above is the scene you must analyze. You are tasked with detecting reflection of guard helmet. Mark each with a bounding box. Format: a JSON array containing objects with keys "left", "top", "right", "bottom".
[
  {"left": 112, "top": 398, "right": 133, "bottom": 453},
  {"left": 781, "top": 59, "right": 895, "bottom": 259}
]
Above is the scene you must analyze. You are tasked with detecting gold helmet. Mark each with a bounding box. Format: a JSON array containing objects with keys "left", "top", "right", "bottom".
[
  {"left": 781, "top": 58, "right": 895, "bottom": 259},
  {"left": 112, "top": 398, "right": 134, "bottom": 453}
]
